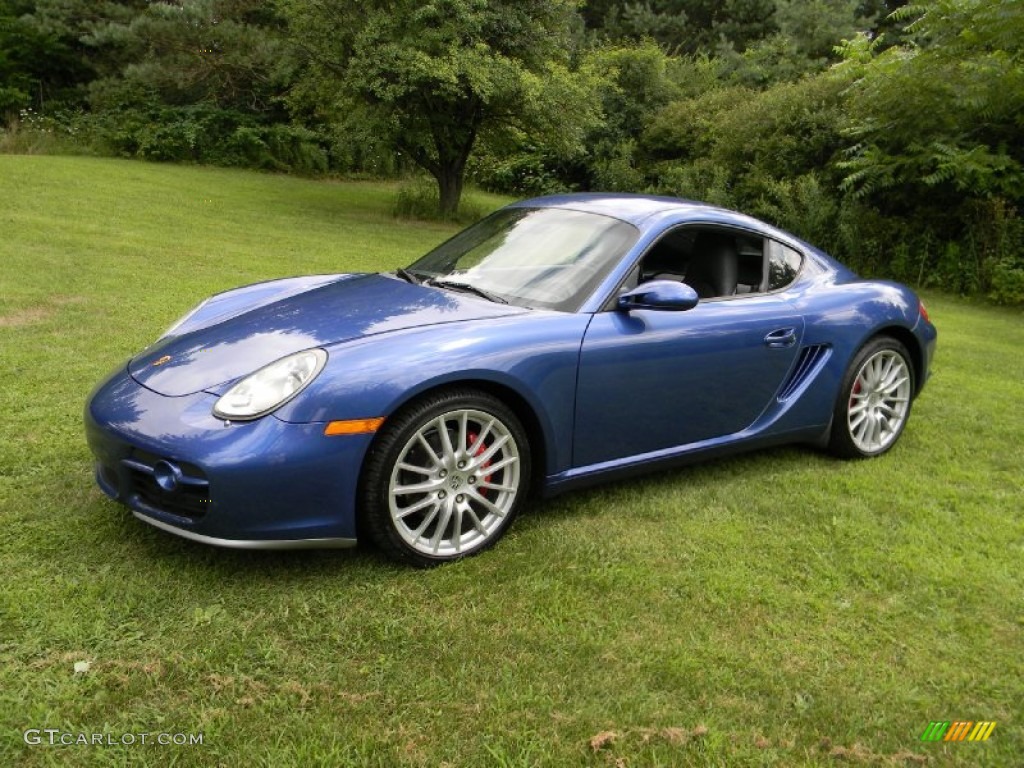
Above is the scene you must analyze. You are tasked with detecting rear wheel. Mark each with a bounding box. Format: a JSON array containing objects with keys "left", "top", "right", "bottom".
[
  {"left": 360, "top": 389, "right": 531, "bottom": 567},
  {"left": 829, "top": 336, "right": 915, "bottom": 458}
]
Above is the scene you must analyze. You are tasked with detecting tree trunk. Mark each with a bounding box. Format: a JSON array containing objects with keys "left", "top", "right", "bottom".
[{"left": 435, "top": 165, "right": 464, "bottom": 220}]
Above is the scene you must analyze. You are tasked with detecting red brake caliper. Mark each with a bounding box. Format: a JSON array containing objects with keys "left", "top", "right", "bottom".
[
  {"left": 466, "top": 432, "right": 493, "bottom": 496},
  {"left": 850, "top": 379, "right": 862, "bottom": 409}
]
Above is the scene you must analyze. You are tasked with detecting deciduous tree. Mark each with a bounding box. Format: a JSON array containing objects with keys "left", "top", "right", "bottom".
[{"left": 282, "top": 0, "right": 599, "bottom": 216}]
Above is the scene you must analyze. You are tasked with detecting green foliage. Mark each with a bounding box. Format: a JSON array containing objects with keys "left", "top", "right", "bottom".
[
  {"left": 283, "top": 0, "right": 597, "bottom": 216},
  {"left": 592, "top": 0, "right": 780, "bottom": 55},
  {"left": 468, "top": 144, "right": 570, "bottom": 196},
  {"left": 837, "top": 0, "right": 1024, "bottom": 202},
  {"left": 0, "top": 0, "right": 96, "bottom": 116},
  {"left": 752, "top": 172, "right": 841, "bottom": 252},
  {"left": 716, "top": 0, "right": 873, "bottom": 85},
  {"left": 643, "top": 71, "right": 850, "bottom": 204}
]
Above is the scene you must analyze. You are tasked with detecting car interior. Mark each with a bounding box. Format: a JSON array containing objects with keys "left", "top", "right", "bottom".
[{"left": 639, "top": 227, "right": 767, "bottom": 298}]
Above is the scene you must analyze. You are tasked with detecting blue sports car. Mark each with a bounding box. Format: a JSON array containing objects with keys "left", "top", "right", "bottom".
[{"left": 85, "top": 194, "right": 937, "bottom": 566}]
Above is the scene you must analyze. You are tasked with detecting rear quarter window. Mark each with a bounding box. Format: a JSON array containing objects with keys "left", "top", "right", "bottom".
[{"left": 768, "top": 241, "right": 803, "bottom": 290}]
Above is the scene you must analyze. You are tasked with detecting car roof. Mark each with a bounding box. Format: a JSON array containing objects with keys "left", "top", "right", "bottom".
[{"left": 511, "top": 193, "right": 732, "bottom": 228}]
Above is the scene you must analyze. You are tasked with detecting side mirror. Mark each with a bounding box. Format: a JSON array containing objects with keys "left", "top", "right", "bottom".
[{"left": 617, "top": 280, "right": 699, "bottom": 312}]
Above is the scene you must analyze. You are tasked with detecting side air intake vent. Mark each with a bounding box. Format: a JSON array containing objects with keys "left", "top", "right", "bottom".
[{"left": 778, "top": 344, "right": 830, "bottom": 401}]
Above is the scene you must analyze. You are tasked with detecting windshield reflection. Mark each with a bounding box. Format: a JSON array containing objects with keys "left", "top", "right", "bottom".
[{"left": 408, "top": 207, "right": 639, "bottom": 312}]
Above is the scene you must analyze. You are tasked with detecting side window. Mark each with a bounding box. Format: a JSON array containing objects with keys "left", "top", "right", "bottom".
[
  {"left": 767, "top": 241, "right": 802, "bottom": 290},
  {"left": 637, "top": 227, "right": 770, "bottom": 299},
  {"left": 639, "top": 228, "right": 694, "bottom": 283}
]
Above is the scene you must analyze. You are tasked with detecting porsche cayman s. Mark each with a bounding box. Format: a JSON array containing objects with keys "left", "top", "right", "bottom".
[{"left": 85, "top": 194, "right": 936, "bottom": 566}]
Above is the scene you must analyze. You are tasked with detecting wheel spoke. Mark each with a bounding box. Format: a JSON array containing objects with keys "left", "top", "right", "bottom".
[
  {"left": 430, "top": 506, "right": 453, "bottom": 553},
  {"left": 466, "top": 507, "right": 489, "bottom": 536},
  {"left": 435, "top": 416, "right": 456, "bottom": 462},
  {"left": 870, "top": 415, "right": 882, "bottom": 446},
  {"left": 452, "top": 506, "right": 464, "bottom": 552},
  {"left": 475, "top": 433, "right": 510, "bottom": 465},
  {"left": 393, "top": 478, "right": 444, "bottom": 495},
  {"left": 411, "top": 506, "right": 440, "bottom": 541},
  {"left": 481, "top": 454, "right": 517, "bottom": 475},
  {"left": 468, "top": 419, "right": 494, "bottom": 453},
  {"left": 850, "top": 411, "right": 868, "bottom": 431},
  {"left": 882, "top": 375, "right": 909, "bottom": 395},
  {"left": 397, "top": 461, "right": 431, "bottom": 475},
  {"left": 468, "top": 490, "right": 506, "bottom": 518},
  {"left": 395, "top": 495, "right": 439, "bottom": 520},
  {"left": 458, "top": 411, "right": 469, "bottom": 455},
  {"left": 879, "top": 355, "right": 895, "bottom": 385},
  {"left": 479, "top": 480, "right": 516, "bottom": 493},
  {"left": 415, "top": 432, "right": 441, "bottom": 467}
]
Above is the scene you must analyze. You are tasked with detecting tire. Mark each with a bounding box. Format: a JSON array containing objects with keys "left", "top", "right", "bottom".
[
  {"left": 359, "top": 388, "right": 531, "bottom": 567},
  {"left": 828, "top": 336, "right": 915, "bottom": 459}
]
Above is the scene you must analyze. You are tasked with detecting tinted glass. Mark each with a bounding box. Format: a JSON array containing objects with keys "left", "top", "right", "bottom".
[{"left": 767, "top": 241, "right": 803, "bottom": 290}]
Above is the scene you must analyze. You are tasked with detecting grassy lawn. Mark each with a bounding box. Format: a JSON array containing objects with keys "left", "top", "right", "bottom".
[{"left": 0, "top": 155, "right": 1020, "bottom": 767}]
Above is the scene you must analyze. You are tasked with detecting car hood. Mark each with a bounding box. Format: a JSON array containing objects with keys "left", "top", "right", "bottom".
[{"left": 129, "top": 273, "right": 528, "bottom": 396}]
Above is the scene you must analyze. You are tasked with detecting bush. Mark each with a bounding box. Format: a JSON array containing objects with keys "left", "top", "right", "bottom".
[
  {"left": 989, "top": 263, "right": 1024, "bottom": 305},
  {"left": 650, "top": 158, "right": 735, "bottom": 208},
  {"left": 468, "top": 146, "right": 569, "bottom": 197},
  {"left": 751, "top": 173, "right": 840, "bottom": 254}
]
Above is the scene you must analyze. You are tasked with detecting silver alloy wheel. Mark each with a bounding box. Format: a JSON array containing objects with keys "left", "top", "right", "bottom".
[
  {"left": 387, "top": 408, "right": 521, "bottom": 557},
  {"left": 846, "top": 349, "right": 912, "bottom": 454}
]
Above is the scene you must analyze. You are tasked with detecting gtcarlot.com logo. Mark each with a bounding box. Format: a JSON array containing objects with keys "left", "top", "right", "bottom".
[
  {"left": 920, "top": 721, "right": 996, "bottom": 742},
  {"left": 24, "top": 729, "right": 204, "bottom": 746}
]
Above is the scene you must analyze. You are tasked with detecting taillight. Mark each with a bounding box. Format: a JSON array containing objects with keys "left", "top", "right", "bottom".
[{"left": 919, "top": 300, "right": 930, "bottom": 323}]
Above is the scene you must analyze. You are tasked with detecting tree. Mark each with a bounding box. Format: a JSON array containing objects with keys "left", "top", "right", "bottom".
[
  {"left": 718, "top": 0, "right": 874, "bottom": 85},
  {"left": 583, "top": 0, "right": 778, "bottom": 55},
  {"left": 282, "top": 0, "right": 598, "bottom": 216},
  {"left": 0, "top": 0, "right": 110, "bottom": 118},
  {"left": 837, "top": 0, "right": 1024, "bottom": 203}
]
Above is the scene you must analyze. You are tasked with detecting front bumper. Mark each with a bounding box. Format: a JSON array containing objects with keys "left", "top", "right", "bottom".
[{"left": 84, "top": 366, "right": 371, "bottom": 548}]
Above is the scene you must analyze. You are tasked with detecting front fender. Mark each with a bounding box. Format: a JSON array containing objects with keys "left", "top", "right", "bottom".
[{"left": 274, "top": 312, "right": 593, "bottom": 476}]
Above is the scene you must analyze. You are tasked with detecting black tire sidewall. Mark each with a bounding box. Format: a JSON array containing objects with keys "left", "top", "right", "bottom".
[{"left": 359, "top": 389, "right": 531, "bottom": 566}]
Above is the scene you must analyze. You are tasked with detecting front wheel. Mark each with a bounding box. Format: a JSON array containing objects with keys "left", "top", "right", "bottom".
[
  {"left": 360, "top": 389, "right": 531, "bottom": 567},
  {"left": 828, "top": 336, "right": 915, "bottom": 458}
]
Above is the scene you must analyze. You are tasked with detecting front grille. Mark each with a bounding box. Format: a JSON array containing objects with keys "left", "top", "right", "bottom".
[
  {"left": 122, "top": 452, "right": 211, "bottom": 520},
  {"left": 778, "top": 344, "right": 830, "bottom": 401}
]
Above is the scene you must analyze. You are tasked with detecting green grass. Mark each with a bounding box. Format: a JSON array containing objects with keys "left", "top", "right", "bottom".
[{"left": 1, "top": 155, "right": 1021, "bottom": 767}]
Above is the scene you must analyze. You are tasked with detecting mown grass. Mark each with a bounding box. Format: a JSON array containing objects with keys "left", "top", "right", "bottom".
[{"left": 0, "top": 156, "right": 1021, "bottom": 767}]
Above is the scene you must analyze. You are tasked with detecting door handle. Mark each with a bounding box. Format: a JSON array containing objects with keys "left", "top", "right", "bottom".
[{"left": 765, "top": 328, "right": 797, "bottom": 348}]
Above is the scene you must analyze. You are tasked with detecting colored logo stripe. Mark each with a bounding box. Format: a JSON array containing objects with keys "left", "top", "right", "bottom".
[
  {"left": 944, "top": 722, "right": 972, "bottom": 741},
  {"left": 921, "top": 721, "right": 996, "bottom": 742},
  {"left": 968, "top": 722, "right": 997, "bottom": 741}
]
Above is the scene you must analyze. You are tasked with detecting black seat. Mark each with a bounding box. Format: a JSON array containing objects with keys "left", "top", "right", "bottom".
[
  {"left": 641, "top": 242, "right": 685, "bottom": 282},
  {"left": 684, "top": 231, "right": 738, "bottom": 298}
]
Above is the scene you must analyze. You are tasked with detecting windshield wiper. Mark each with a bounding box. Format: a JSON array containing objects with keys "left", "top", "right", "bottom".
[
  {"left": 428, "top": 278, "right": 508, "bottom": 304},
  {"left": 393, "top": 267, "right": 423, "bottom": 285}
]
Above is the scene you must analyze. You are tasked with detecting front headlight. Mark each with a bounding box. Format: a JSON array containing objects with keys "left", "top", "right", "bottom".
[{"left": 213, "top": 349, "right": 328, "bottom": 421}]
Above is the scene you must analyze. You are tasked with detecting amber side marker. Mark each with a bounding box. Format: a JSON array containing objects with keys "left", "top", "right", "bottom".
[{"left": 324, "top": 417, "right": 385, "bottom": 436}]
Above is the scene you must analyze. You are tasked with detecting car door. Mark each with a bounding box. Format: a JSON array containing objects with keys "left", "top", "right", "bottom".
[{"left": 572, "top": 237, "right": 804, "bottom": 468}]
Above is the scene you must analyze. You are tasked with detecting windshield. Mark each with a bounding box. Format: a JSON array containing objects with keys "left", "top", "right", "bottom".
[{"left": 406, "top": 207, "right": 639, "bottom": 311}]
